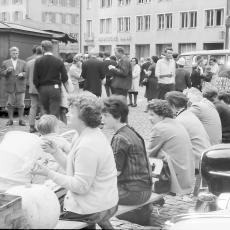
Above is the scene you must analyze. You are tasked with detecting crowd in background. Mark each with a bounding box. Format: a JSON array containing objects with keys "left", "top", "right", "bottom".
[{"left": 2, "top": 42, "right": 230, "bottom": 228}]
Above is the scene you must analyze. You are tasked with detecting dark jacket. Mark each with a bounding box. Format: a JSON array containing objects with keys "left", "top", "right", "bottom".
[
  {"left": 191, "top": 67, "right": 202, "bottom": 91},
  {"left": 110, "top": 55, "right": 132, "bottom": 90},
  {"left": 103, "top": 59, "right": 117, "bottom": 86},
  {"left": 175, "top": 68, "right": 191, "bottom": 91},
  {"left": 81, "top": 58, "right": 105, "bottom": 97},
  {"left": 140, "top": 61, "right": 151, "bottom": 85},
  {"left": 33, "top": 54, "right": 68, "bottom": 89},
  {"left": 1, "top": 59, "right": 26, "bottom": 93}
]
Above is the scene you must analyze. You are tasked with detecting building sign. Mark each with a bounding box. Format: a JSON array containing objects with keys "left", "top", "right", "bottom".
[{"left": 98, "top": 35, "right": 132, "bottom": 42}]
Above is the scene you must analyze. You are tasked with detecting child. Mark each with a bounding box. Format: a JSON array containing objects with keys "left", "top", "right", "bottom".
[{"left": 37, "top": 115, "right": 71, "bottom": 172}]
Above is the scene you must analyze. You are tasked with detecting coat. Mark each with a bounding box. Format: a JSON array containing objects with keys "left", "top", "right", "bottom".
[
  {"left": 189, "top": 98, "right": 222, "bottom": 145},
  {"left": 1, "top": 59, "right": 26, "bottom": 93},
  {"left": 147, "top": 118, "right": 195, "bottom": 195},
  {"left": 81, "top": 58, "right": 105, "bottom": 97},
  {"left": 110, "top": 55, "right": 132, "bottom": 90}
]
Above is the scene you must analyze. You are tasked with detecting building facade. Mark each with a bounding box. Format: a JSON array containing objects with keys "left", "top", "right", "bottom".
[
  {"left": 81, "top": 0, "right": 227, "bottom": 59},
  {"left": 0, "top": 0, "right": 80, "bottom": 53}
]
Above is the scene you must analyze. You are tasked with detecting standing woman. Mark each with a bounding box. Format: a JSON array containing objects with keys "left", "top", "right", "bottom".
[
  {"left": 144, "top": 56, "right": 159, "bottom": 102},
  {"left": 128, "top": 58, "right": 141, "bottom": 107},
  {"left": 69, "top": 54, "right": 82, "bottom": 94}
]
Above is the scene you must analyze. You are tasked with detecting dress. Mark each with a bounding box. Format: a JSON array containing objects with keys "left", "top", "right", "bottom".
[
  {"left": 129, "top": 64, "right": 141, "bottom": 93},
  {"left": 145, "top": 63, "right": 158, "bottom": 100}
]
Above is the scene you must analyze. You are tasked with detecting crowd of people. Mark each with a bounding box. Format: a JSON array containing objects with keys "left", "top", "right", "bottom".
[{"left": 1, "top": 42, "right": 230, "bottom": 228}]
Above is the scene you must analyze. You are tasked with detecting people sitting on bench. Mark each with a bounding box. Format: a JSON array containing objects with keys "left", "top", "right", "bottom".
[
  {"left": 31, "top": 92, "right": 118, "bottom": 230},
  {"left": 102, "top": 95, "right": 153, "bottom": 225}
]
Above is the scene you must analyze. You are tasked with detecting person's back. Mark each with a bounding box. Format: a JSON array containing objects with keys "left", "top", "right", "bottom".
[
  {"left": 81, "top": 58, "right": 104, "bottom": 97},
  {"left": 189, "top": 98, "right": 222, "bottom": 145},
  {"left": 111, "top": 125, "right": 152, "bottom": 191},
  {"left": 34, "top": 55, "right": 67, "bottom": 87},
  {"left": 148, "top": 118, "right": 195, "bottom": 195},
  {"left": 176, "top": 109, "right": 211, "bottom": 168},
  {"left": 175, "top": 68, "right": 191, "bottom": 92},
  {"left": 214, "top": 101, "right": 230, "bottom": 143}
]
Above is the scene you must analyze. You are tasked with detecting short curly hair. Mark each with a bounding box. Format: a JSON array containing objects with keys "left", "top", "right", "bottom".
[
  {"left": 165, "top": 91, "right": 189, "bottom": 109},
  {"left": 147, "top": 99, "right": 173, "bottom": 118},
  {"left": 102, "top": 95, "right": 128, "bottom": 123},
  {"left": 68, "top": 92, "right": 102, "bottom": 128}
]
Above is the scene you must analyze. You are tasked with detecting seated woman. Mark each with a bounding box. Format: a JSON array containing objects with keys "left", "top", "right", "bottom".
[
  {"left": 102, "top": 95, "right": 153, "bottom": 225},
  {"left": 147, "top": 99, "right": 195, "bottom": 195},
  {"left": 31, "top": 92, "right": 118, "bottom": 229}
]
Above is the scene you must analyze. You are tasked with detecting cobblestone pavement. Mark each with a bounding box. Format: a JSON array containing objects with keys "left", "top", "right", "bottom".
[{"left": 0, "top": 87, "right": 197, "bottom": 229}]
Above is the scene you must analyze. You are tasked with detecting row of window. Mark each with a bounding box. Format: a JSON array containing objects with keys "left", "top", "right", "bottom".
[
  {"left": 42, "top": 0, "right": 80, "bottom": 8},
  {"left": 99, "top": 0, "right": 151, "bottom": 8},
  {"left": 0, "top": 0, "right": 22, "bottom": 5},
  {"left": 42, "top": 12, "right": 79, "bottom": 24},
  {"left": 0, "top": 11, "right": 79, "bottom": 24},
  {"left": 0, "top": 11, "right": 23, "bottom": 21},
  {"left": 95, "top": 9, "right": 224, "bottom": 34}
]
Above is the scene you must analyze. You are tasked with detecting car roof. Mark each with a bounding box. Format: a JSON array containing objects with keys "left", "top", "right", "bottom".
[{"left": 180, "top": 50, "right": 230, "bottom": 56}]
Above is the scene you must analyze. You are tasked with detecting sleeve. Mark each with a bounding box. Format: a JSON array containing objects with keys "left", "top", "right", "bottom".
[
  {"left": 60, "top": 62, "right": 68, "bottom": 84},
  {"left": 146, "top": 126, "right": 165, "bottom": 157},
  {"left": 21, "top": 61, "right": 26, "bottom": 77},
  {"left": 111, "top": 135, "right": 128, "bottom": 172},
  {"left": 33, "top": 60, "right": 39, "bottom": 89},
  {"left": 25, "top": 62, "right": 29, "bottom": 84},
  {"left": 99, "top": 62, "right": 105, "bottom": 80},
  {"left": 48, "top": 147, "right": 98, "bottom": 195},
  {"left": 185, "top": 71, "right": 192, "bottom": 88},
  {"left": 0, "top": 61, "right": 8, "bottom": 77},
  {"left": 189, "top": 104, "right": 201, "bottom": 120},
  {"left": 155, "top": 61, "right": 160, "bottom": 78},
  {"left": 110, "top": 59, "right": 130, "bottom": 78}
]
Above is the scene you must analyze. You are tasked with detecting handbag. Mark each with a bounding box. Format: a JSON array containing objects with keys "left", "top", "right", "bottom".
[
  {"left": 153, "top": 160, "right": 171, "bottom": 194},
  {"left": 142, "top": 77, "right": 149, "bottom": 86}
]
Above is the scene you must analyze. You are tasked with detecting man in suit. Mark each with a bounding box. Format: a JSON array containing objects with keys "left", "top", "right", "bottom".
[
  {"left": 25, "top": 46, "right": 43, "bottom": 133},
  {"left": 1, "top": 47, "right": 26, "bottom": 126},
  {"left": 109, "top": 47, "right": 132, "bottom": 97},
  {"left": 33, "top": 40, "right": 68, "bottom": 118},
  {"left": 103, "top": 53, "right": 117, "bottom": 97},
  {"left": 81, "top": 52, "right": 105, "bottom": 97}
]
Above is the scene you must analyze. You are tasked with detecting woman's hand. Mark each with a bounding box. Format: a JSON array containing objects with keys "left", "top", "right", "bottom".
[
  {"left": 41, "top": 138, "right": 58, "bottom": 155},
  {"left": 30, "top": 160, "right": 49, "bottom": 177}
]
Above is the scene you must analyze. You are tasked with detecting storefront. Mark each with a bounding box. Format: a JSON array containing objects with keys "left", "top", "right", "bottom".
[{"left": 135, "top": 44, "right": 150, "bottom": 60}]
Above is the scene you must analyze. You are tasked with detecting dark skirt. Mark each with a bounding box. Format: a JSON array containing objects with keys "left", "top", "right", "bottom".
[{"left": 144, "top": 77, "right": 158, "bottom": 101}]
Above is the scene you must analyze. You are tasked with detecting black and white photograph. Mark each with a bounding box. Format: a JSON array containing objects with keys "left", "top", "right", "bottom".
[{"left": 1, "top": 0, "right": 230, "bottom": 229}]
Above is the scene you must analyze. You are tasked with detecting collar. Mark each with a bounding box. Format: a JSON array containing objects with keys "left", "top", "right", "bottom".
[
  {"left": 176, "top": 108, "right": 186, "bottom": 117},
  {"left": 44, "top": 52, "right": 53, "bottom": 56},
  {"left": 114, "top": 124, "right": 127, "bottom": 136},
  {"left": 11, "top": 58, "right": 18, "bottom": 62}
]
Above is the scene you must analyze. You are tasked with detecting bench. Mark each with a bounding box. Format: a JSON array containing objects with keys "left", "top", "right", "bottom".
[{"left": 55, "top": 193, "right": 164, "bottom": 229}]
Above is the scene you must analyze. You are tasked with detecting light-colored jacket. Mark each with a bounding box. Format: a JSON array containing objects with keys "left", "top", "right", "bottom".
[
  {"left": 48, "top": 127, "right": 118, "bottom": 214},
  {"left": 176, "top": 109, "right": 211, "bottom": 169},
  {"left": 189, "top": 98, "right": 222, "bottom": 145},
  {"left": 147, "top": 118, "right": 195, "bottom": 195},
  {"left": 130, "top": 64, "right": 141, "bottom": 92},
  {"left": 25, "top": 56, "right": 42, "bottom": 94},
  {"left": 1, "top": 59, "right": 26, "bottom": 93}
]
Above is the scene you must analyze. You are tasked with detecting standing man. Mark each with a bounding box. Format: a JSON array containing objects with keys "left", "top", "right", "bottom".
[
  {"left": 81, "top": 52, "right": 105, "bottom": 97},
  {"left": 109, "top": 47, "right": 132, "bottom": 97},
  {"left": 155, "top": 47, "right": 176, "bottom": 99},
  {"left": 175, "top": 57, "right": 191, "bottom": 92},
  {"left": 1, "top": 47, "right": 26, "bottom": 126},
  {"left": 25, "top": 46, "right": 43, "bottom": 133},
  {"left": 33, "top": 40, "right": 68, "bottom": 118}
]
